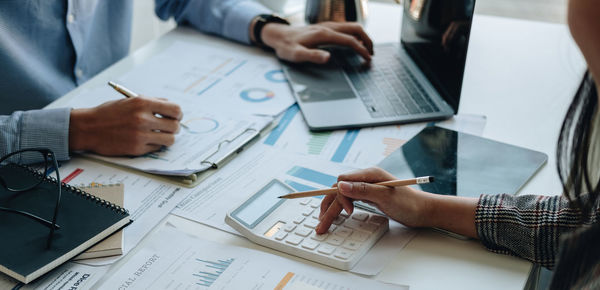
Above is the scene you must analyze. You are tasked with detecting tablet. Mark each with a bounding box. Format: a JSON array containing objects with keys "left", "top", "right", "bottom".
[{"left": 378, "top": 126, "right": 547, "bottom": 197}]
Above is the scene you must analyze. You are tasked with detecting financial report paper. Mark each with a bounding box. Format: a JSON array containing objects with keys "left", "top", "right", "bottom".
[{"left": 97, "top": 227, "right": 408, "bottom": 290}]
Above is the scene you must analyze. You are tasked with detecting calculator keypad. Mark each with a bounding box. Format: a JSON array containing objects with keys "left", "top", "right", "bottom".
[{"left": 272, "top": 198, "right": 388, "bottom": 262}]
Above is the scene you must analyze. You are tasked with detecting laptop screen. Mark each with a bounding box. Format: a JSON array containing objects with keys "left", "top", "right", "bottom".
[{"left": 400, "top": 0, "right": 476, "bottom": 112}]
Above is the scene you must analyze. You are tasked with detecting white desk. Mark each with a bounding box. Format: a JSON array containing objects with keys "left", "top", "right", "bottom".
[{"left": 49, "top": 2, "right": 586, "bottom": 289}]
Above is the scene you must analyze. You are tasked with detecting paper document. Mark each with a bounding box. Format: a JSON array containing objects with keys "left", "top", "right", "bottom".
[
  {"left": 58, "top": 158, "right": 192, "bottom": 265},
  {"left": 78, "top": 109, "right": 271, "bottom": 176},
  {"left": 97, "top": 227, "right": 408, "bottom": 289},
  {"left": 264, "top": 104, "right": 486, "bottom": 167},
  {"left": 121, "top": 41, "right": 296, "bottom": 116}
]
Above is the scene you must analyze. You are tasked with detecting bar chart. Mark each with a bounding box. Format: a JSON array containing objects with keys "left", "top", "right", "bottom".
[{"left": 194, "top": 258, "right": 235, "bottom": 287}]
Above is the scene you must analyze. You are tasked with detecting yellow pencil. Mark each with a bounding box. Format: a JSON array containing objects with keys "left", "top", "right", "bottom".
[{"left": 278, "top": 176, "right": 434, "bottom": 199}]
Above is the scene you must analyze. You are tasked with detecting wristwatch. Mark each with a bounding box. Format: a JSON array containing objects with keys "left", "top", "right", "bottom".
[{"left": 253, "top": 14, "right": 290, "bottom": 49}]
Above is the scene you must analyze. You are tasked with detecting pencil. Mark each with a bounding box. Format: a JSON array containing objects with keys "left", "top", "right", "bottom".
[
  {"left": 278, "top": 176, "right": 434, "bottom": 199},
  {"left": 108, "top": 81, "right": 189, "bottom": 129}
]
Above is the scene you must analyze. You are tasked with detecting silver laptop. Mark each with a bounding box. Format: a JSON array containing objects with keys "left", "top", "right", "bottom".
[{"left": 282, "top": 0, "right": 476, "bottom": 131}]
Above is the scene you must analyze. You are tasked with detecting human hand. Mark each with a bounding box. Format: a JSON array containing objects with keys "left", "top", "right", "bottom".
[
  {"left": 261, "top": 22, "right": 373, "bottom": 64},
  {"left": 69, "top": 96, "right": 183, "bottom": 156},
  {"left": 315, "top": 167, "right": 434, "bottom": 234}
]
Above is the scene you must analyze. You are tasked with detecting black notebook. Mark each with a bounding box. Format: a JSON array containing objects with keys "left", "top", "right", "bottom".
[{"left": 0, "top": 164, "right": 131, "bottom": 283}]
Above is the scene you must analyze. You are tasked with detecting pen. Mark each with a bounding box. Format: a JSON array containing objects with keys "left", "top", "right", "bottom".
[
  {"left": 277, "top": 176, "right": 434, "bottom": 199},
  {"left": 108, "top": 81, "right": 189, "bottom": 129},
  {"left": 108, "top": 81, "right": 138, "bottom": 98}
]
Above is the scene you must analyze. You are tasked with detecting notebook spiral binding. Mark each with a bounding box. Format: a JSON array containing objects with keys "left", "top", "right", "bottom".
[{"left": 22, "top": 165, "right": 129, "bottom": 216}]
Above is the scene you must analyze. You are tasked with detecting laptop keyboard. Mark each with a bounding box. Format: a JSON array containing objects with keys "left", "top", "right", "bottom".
[{"left": 333, "top": 46, "right": 439, "bottom": 118}]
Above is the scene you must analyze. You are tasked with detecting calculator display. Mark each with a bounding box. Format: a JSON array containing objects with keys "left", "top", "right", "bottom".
[{"left": 231, "top": 180, "right": 290, "bottom": 228}]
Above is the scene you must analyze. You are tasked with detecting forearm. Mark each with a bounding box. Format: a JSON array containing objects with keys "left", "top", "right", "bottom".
[
  {"left": 0, "top": 109, "right": 71, "bottom": 163},
  {"left": 155, "top": 0, "right": 270, "bottom": 44},
  {"left": 426, "top": 193, "right": 478, "bottom": 238}
]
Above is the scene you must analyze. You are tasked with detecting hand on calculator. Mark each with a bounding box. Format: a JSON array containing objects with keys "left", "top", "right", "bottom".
[{"left": 316, "top": 167, "right": 432, "bottom": 234}]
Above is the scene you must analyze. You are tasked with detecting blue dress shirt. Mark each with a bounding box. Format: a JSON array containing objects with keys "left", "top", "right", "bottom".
[{"left": 0, "top": 0, "right": 270, "bottom": 163}]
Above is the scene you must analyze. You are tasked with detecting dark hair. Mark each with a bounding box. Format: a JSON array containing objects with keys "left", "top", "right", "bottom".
[{"left": 557, "top": 71, "right": 599, "bottom": 217}]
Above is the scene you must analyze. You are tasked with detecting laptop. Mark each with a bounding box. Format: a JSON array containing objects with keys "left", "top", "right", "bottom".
[{"left": 282, "top": 0, "right": 476, "bottom": 131}]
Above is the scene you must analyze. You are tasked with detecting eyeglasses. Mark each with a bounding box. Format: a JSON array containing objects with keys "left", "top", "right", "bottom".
[{"left": 0, "top": 148, "right": 62, "bottom": 248}]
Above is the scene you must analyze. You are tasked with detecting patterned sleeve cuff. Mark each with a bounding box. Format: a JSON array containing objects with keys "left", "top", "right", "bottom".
[
  {"left": 222, "top": 1, "right": 271, "bottom": 44},
  {"left": 475, "top": 193, "right": 568, "bottom": 268},
  {"left": 20, "top": 108, "right": 71, "bottom": 162},
  {"left": 475, "top": 194, "right": 509, "bottom": 254}
]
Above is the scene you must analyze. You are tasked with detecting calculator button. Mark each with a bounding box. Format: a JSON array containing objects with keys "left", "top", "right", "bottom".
[
  {"left": 312, "top": 213, "right": 319, "bottom": 220},
  {"left": 342, "top": 240, "right": 362, "bottom": 250},
  {"left": 332, "top": 216, "right": 346, "bottom": 225},
  {"left": 295, "top": 227, "right": 312, "bottom": 237},
  {"left": 302, "top": 208, "right": 314, "bottom": 216},
  {"left": 328, "top": 225, "right": 337, "bottom": 232},
  {"left": 310, "top": 232, "right": 328, "bottom": 241},
  {"left": 325, "top": 235, "right": 345, "bottom": 246},
  {"left": 301, "top": 239, "right": 320, "bottom": 250},
  {"left": 334, "top": 248, "right": 355, "bottom": 260},
  {"left": 285, "top": 235, "right": 303, "bottom": 245},
  {"left": 351, "top": 212, "right": 369, "bottom": 222},
  {"left": 317, "top": 244, "right": 336, "bottom": 255},
  {"left": 342, "top": 219, "right": 362, "bottom": 230},
  {"left": 309, "top": 199, "right": 321, "bottom": 208},
  {"left": 340, "top": 212, "right": 349, "bottom": 218},
  {"left": 333, "top": 227, "right": 353, "bottom": 238},
  {"left": 284, "top": 224, "right": 297, "bottom": 232},
  {"left": 349, "top": 231, "right": 369, "bottom": 242},
  {"left": 293, "top": 216, "right": 306, "bottom": 224},
  {"left": 369, "top": 215, "right": 388, "bottom": 225},
  {"left": 300, "top": 198, "right": 310, "bottom": 205},
  {"left": 358, "top": 223, "right": 378, "bottom": 233},
  {"left": 304, "top": 219, "right": 319, "bottom": 229},
  {"left": 274, "top": 231, "right": 288, "bottom": 241}
]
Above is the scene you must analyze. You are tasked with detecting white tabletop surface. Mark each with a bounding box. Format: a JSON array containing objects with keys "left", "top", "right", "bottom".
[{"left": 49, "top": 2, "right": 587, "bottom": 289}]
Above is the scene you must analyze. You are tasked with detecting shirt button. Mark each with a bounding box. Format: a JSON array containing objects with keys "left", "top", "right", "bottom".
[
  {"left": 67, "top": 14, "right": 75, "bottom": 23},
  {"left": 75, "top": 68, "right": 83, "bottom": 78}
]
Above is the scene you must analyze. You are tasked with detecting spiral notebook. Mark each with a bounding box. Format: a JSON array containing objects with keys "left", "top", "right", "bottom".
[
  {"left": 73, "top": 184, "right": 125, "bottom": 260},
  {"left": 0, "top": 164, "right": 132, "bottom": 284}
]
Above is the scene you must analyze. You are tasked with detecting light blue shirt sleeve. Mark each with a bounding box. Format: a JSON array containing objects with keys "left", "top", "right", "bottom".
[
  {"left": 0, "top": 108, "right": 71, "bottom": 163},
  {"left": 154, "top": 0, "right": 272, "bottom": 44}
]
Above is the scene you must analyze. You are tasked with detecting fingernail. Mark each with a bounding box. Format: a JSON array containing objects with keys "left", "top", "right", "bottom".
[
  {"left": 321, "top": 51, "right": 330, "bottom": 62},
  {"left": 338, "top": 181, "right": 352, "bottom": 193}
]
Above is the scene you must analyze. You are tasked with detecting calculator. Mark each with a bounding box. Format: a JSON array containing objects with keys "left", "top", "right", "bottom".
[{"left": 225, "top": 179, "right": 389, "bottom": 270}]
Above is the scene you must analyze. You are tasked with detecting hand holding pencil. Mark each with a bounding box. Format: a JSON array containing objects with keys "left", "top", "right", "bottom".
[
  {"left": 315, "top": 168, "right": 438, "bottom": 235},
  {"left": 279, "top": 176, "right": 434, "bottom": 199}
]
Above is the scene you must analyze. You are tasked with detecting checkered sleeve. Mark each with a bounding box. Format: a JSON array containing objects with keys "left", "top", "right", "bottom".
[{"left": 475, "top": 194, "right": 598, "bottom": 268}]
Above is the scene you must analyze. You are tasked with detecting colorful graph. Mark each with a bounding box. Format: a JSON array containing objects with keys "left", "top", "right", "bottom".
[
  {"left": 331, "top": 129, "right": 360, "bottom": 163},
  {"left": 307, "top": 132, "right": 332, "bottom": 155},
  {"left": 194, "top": 258, "right": 234, "bottom": 287},
  {"left": 285, "top": 180, "right": 317, "bottom": 192},
  {"left": 264, "top": 69, "right": 287, "bottom": 83},
  {"left": 382, "top": 138, "right": 406, "bottom": 156},
  {"left": 264, "top": 104, "right": 299, "bottom": 146},
  {"left": 287, "top": 166, "right": 337, "bottom": 187},
  {"left": 240, "top": 88, "right": 275, "bottom": 102},
  {"left": 183, "top": 117, "right": 220, "bottom": 134}
]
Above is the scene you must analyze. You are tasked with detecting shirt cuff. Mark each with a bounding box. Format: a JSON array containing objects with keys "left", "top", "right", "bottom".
[
  {"left": 222, "top": 1, "right": 271, "bottom": 44},
  {"left": 475, "top": 194, "right": 508, "bottom": 253},
  {"left": 20, "top": 108, "right": 71, "bottom": 162}
]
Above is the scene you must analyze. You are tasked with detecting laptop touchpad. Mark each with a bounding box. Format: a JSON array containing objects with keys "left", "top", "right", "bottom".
[{"left": 284, "top": 62, "right": 355, "bottom": 103}]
